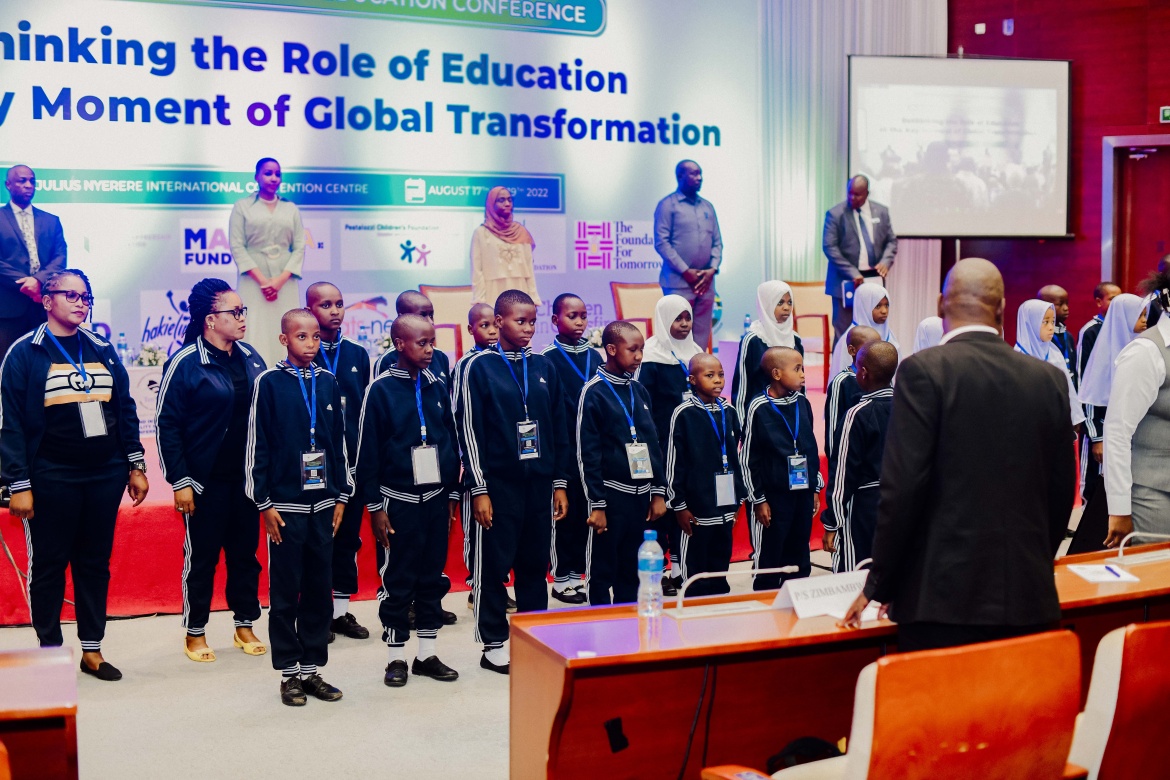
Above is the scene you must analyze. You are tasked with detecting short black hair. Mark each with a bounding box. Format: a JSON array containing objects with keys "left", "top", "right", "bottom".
[
  {"left": 858, "top": 341, "right": 898, "bottom": 387},
  {"left": 494, "top": 289, "right": 535, "bottom": 316},
  {"left": 602, "top": 320, "right": 640, "bottom": 347},
  {"left": 280, "top": 308, "right": 318, "bottom": 334},
  {"left": 305, "top": 281, "right": 340, "bottom": 305},
  {"left": 391, "top": 313, "right": 433, "bottom": 342},
  {"left": 552, "top": 292, "right": 584, "bottom": 315},
  {"left": 675, "top": 159, "right": 699, "bottom": 180},
  {"left": 254, "top": 157, "right": 279, "bottom": 176},
  {"left": 1093, "top": 281, "right": 1121, "bottom": 300},
  {"left": 468, "top": 302, "right": 494, "bottom": 324},
  {"left": 396, "top": 290, "right": 431, "bottom": 315}
]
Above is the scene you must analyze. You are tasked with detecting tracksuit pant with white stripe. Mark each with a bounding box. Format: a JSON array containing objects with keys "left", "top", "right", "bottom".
[
  {"left": 835, "top": 486, "right": 880, "bottom": 573},
  {"left": 182, "top": 477, "right": 262, "bottom": 636},
  {"left": 551, "top": 478, "right": 589, "bottom": 588},
  {"left": 474, "top": 478, "right": 552, "bottom": 649},
  {"left": 268, "top": 506, "right": 334, "bottom": 673},
  {"left": 679, "top": 519, "right": 735, "bottom": 597},
  {"left": 461, "top": 489, "right": 477, "bottom": 588},
  {"left": 587, "top": 489, "right": 651, "bottom": 606},
  {"left": 377, "top": 493, "right": 452, "bottom": 646},
  {"left": 751, "top": 489, "right": 814, "bottom": 591},
  {"left": 331, "top": 494, "right": 364, "bottom": 600},
  {"left": 25, "top": 457, "right": 126, "bottom": 650}
]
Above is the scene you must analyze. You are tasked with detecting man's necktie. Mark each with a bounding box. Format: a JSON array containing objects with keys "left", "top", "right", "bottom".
[
  {"left": 18, "top": 210, "right": 40, "bottom": 274},
  {"left": 856, "top": 209, "right": 875, "bottom": 271}
]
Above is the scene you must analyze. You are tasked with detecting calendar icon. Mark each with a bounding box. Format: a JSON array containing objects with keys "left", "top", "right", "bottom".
[{"left": 404, "top": 178, "right": 426, "bottom": 204}]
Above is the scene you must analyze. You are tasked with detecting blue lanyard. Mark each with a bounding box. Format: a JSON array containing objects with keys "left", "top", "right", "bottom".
[
  {"left": 766, "top": 393, "right": 800, "bottom": 446},
  {"left": 1054, "top": 331, "right": 1068, "bottom": 360},
  {"left": 496, "top": 344, "right": 530, "bottom": 419},
  {"left": 45, "top": 330, "right": 89, "bottom": 395},
  {"left": 320, "top": 337, "right": 341, "bottom": 375},
  {"left": 552, "top": 339, "right": 589, "bottom": 382},
  {"left": 700, "top": 399, "right": 729, "bottom": 472},
  {"left": 415, "top": 373, "right": 428, "bottom": 444},
  {"left": 294, "top": 365, "right": 318, "bottom": 449},
  {"left": 600, "top": 372, "right": 639, "bottom": 442},
  {"left": 671, "top": 353, "right": 690, "bottom": 379}
]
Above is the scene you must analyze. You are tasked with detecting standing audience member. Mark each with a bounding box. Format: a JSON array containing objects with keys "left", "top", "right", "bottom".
[
  {"left": 375, "top": 291, "right": 451, "bottom": 387},
  {"left": 1015, "top": 299, "right": 1085, "bottom": 428},
  {"left": 829, "top": 282, "right": 899, "bottom": 379},
  {"left": 732, "top": 281, "right": 803, "bottom": 422},
  {"left": 2, "top": 269, "right": 148, "bottom": 680},
  {"left": 1039, "top": 284, "right": 1077, "bottom": 384},
  {"left": 1076, "top": 281, "right": 1123, "bottom": 503},
  {"left": 156, "top": 278, "right": 267, "bottom": 663},
  {"left": 471, "top": 187, "right": 540, "bottom": 307},
  {"left": 912, "top": 316, "right": 944, "bottom": 353}
]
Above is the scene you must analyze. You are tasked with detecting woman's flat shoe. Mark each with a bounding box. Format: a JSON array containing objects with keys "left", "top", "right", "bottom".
[
  {"left": 233, "top": 633, "right": 267, "bottom": 656},
  {"left": 184, "top": 643, "right": 216, "bottom": 663},
  {"left": 80, "top": 660, "right": 123, "bottom": 681}
]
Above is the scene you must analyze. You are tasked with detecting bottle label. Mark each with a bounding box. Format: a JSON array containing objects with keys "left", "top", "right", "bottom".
[{"left": 638, "top": 558, "right": 663, "bottom": 573}]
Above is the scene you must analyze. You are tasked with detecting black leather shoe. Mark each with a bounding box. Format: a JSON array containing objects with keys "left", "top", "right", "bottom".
[
  {"left": 384, "top": 660, "right": 408, "bottom": 687},
  {"left": 551, "top": 587, "right": 587, "bottom": 605},
  {"left": 662, "top": 576, "right": 679, "bottom": 597},
  {"left": 505, "top": 597, "right": 518, "bottom": 613},
  {"left": 301, "top": 673, "right": 343, "bottom": 701},
  {"left": 412, "top": 655, "right": 459, "bottom": 682},
  {"left": 441, "top": 609, "right": 458, "bottom": 625},
  {"left": 79, "top": 660, "right": 122, "bottom": 682},
  {"left": 328, "top": 631, "right": 335, "bottom": 644},
  {"left": 331, "top": 613, "right": 370, "bottom": 640},
  {"left": 480, "top": 653, "right": 510, "bottom": 675},
  {"left": 280, "top": 677, "right": 307, "bottom": 706}
]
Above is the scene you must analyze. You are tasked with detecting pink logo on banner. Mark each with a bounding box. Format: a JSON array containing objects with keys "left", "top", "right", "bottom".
[{"left": 575, "top": 222, "right": 614, "bottom": 270}]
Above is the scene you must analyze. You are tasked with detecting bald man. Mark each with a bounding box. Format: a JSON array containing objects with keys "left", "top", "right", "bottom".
[
  {"left": 0, "top": 165, "right": 67, "bottom": 360},
  {"left": 840, "top": 258, "right": 1075, "bottom": 651}
]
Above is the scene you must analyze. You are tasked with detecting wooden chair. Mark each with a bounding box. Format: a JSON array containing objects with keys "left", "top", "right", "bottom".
[
  {"left": 703, "top": 631, "right": 1087, "bottom": 780},
  {"left": 1067, "top": 621, "right": 1170, "bottom": 779},
  {"left": 788, "top": 282, "right": 832, "bottom": 391},
  {"left": 610, "top": 282, "right": 662, "bottom": 340},
  {"left": 0, "top": 647, "right": 78, "bottom": 780},
  {"left": 0, "top": 739, "right": 11, "bottom": 780},
  {"left": 418, "top": 284, "right": 472, "bottom": 359}
]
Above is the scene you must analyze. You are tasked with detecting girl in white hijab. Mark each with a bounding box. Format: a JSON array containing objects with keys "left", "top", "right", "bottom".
[
  {"left": 912, "top": 316, "right": 944, "bottom": 353},
  {"left": 829, "top": 282, "right": 900, "bottom": 379},
  {"left": 1014, "top": 299, "right": 1085, "bottom": 427},
  {"left": 732, "top": 281, "right": 803, "bottom": 420}
]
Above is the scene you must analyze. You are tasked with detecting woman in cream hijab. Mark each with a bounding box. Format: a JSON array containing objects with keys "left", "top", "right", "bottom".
[{"left": 470, "top": 186, "right": 540, "bottom": 306}]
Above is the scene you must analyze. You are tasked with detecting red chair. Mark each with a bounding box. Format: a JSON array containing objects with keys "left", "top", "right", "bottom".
[
  {"left": 610, "top": 282, "right": 661, "bottom": 341},
  {"left": 418, "top": 284, "right": 471, "bottom": 359}
]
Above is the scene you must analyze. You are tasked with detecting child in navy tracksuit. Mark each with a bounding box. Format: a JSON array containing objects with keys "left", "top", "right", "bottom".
[
  {"left": 824, "top": 342, "right": 897, "bottom": 573},
  {"left": 741, "top": 347, "right": 822, "bottom": 590},
  {"left": 540, "top": 293, "right": 601, "bottom": 605},
  {"left": 665, "top": 353, "right": 746, "bottom": 597},
  {"left": 577, "top": 321, "right": 667, "bottom": 606},
  {"left": 356, "top": 314, "right": 462, "bottom": 688},
  {"left": 458, "top": 290, "right": 571, "bottom": 673},
  {"left": 374, "top": 290, "right": 452, "bottom": 386},
  {"left": 306, "top": 282, "right": 372, "bottom": 642},
  {"left": 246, "top": 309, "right": 351, "bottom": 706}
]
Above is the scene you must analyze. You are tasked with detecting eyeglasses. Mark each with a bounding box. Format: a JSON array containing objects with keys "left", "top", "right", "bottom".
[
  {"left": 47, "top": 290, "right": 94, "bottom": 307},
  {"left": 209, "top": 307, "right": 248, "bottom": 321}
]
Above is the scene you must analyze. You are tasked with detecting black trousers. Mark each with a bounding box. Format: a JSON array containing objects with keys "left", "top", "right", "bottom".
[
  {"left": 679, "top": 520, "right": 734, "bottom": 597},
  {"left": 845, "top": 488, "right": 880, "bottom": 571},
  {"left": 268, "top": 506, "right": 333, "bottom": 672},
  {"left": 652, "top": 509, "right": 681, "bottom": 571},
  {"left": 377, "top": 494, "right": 451, "bottom": 645},
  {"left": 461, "top": 489, "right": 476, "bottom": 588},
  {"left": 0, "top": 306, "right": 45, "bottom": 364},
  {"left": 331, "top": 492, "right": 364, "bottom": 598},
  {"left": 586, "top": 490, "right": 651, "bottom": 606},
  {"left": 897, "top": 621, "right": 1058, "bottom": 652},
  {"left": 181, "top": 477, "right": 261, "bottom": 635},
  {"left": 751, "top": 489, "right": 814, "bottom": 591},
  {"left": 473, "top": 478, "right": 552, "bottom": 648},
  {"left": 25, "top": 458, "right": 126, "bottom": 650},
  {"left": 551, "top": 479, "right": 589, "bottom": 585}
]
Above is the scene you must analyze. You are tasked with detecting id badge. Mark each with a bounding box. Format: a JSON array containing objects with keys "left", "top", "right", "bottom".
[
  {"left": 715, "top": 472, "right": 736, "bottom": 506},
  {"left": 517, "top": 420, "right": 541, "bottom": 460},
  {"left": 78, "top": 401, "right": 107, "bottom": 438},
  {"left": 411, "top": 445, "right": 441, "bottom": 486},
  {"left": 301, "top": 450, "right": 327, "bottom": 491},
  {"left": 787, "top": 455, "right": 809, "bottom": 491},
  {"left": 626, "top": 442, "right": 653, "bottom": 480}
]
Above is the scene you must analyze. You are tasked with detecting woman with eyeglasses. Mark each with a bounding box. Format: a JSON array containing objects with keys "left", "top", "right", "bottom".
[
  {"left": 1, "top": 269, "right": 149, "bottom": 681},
  {"left": 156, "top": 278, "right": 268, "bottom": 663},
  {"left": 229, "top": 156, "right": 305, "bottom": 366}
]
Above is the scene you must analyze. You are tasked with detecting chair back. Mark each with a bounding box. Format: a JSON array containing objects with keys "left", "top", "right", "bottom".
[
  {"left": 787, "top": 282, "right": 832, "bottom": 390},
  {"left": 418, "top": 285, "right": 473, "bottom": 358},
  {"left": 610, "top": 282, "right": 662, "bottom": 340}
]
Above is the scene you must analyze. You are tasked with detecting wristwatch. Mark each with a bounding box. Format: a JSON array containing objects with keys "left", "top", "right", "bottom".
[{"left": 131, "top": 460, "right": 148, "bottom": 474}]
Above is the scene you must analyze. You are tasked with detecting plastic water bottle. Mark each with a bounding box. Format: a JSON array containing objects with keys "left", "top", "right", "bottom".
[
  {"left": 357, "top": 324, "right": 371, "bottom": 356},
  {"left": 637, "top": 530, "right": 664, "bottom": 618},
  {"left": 743, "top": 313, "right": 752, "bottom": 334},
  {"left": 116, "top": 332, "right": 131, "bottom": 365}
]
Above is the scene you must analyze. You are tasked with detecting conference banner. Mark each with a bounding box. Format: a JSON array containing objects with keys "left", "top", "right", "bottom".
[{"left": 0, "top": 0, "right": 762, "bottom": 356}]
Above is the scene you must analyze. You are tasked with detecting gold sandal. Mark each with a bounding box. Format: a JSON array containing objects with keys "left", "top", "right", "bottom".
[
  {"left": 184, "top": 642, "right": 216, "bottom": 663},
  {"left": 233, "top": 632, "right": 267, "bottom": 656}
]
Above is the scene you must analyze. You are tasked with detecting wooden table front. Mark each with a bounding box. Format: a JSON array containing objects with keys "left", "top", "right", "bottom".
[{"left": 510, "top": 546, "right": 1170, "bottom": 780}]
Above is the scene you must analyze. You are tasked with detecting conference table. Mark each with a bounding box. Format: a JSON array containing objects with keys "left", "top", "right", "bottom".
[{"left": 510, "top": 545, "right": 1170, "bottom": 780}]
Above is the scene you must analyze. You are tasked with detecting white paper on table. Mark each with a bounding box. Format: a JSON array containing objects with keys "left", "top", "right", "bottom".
[
  {"left": 826, "top": 604, "right": 881, "bottom": 623},
  {"left": 1067, "top": 564, "right": 1139, "bottom": 583}
]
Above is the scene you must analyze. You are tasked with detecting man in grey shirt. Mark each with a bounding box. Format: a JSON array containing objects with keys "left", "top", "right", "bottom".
[{"left": 654, "top": 160, "right": 722, "bottom": 349}]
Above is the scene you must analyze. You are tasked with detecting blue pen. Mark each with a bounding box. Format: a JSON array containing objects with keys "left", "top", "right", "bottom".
[{"left": 1104, "top": 565, "right": 1122, "bottom": 578}]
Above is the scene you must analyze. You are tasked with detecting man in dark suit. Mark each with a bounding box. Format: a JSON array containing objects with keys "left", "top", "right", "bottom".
[
  {"left": 0, "top": 165, "right": 67, "bottom": 360},
  {"left": 840, "top": 258, "right": 1075, "bottom": 651},
  {"left": 823, "top": 175, "right": 898, "bottom": 345}
]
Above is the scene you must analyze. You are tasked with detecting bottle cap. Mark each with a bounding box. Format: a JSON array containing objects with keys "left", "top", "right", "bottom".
[{"left": 644, "top": 530, "right": 656, "bottom": 541}]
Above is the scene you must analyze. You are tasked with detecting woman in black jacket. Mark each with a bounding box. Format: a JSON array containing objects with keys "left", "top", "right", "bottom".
[
  {"left": 156, "top": 278, "right": 267, "bottom": 663},
  {"left": 2, "top": 269, "right": 149, "bottom": 681}
]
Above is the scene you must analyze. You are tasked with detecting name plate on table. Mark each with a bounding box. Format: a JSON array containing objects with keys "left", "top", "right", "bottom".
[{"left": 772, "top": 571, "right": 869, "bottom": 620}]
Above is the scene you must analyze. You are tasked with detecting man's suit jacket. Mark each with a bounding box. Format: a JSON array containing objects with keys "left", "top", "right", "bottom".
[
  {"left": 0, "top": 204, "right": 67, "bottom": 320},
  {"left": 822, "top": 200, "right": 897, "bottom": 299},
  {"left": 862, "top": 330, "right": 1076, "bottom": 627}
]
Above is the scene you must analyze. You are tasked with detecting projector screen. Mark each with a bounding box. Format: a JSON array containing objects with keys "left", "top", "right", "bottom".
[{"left": 849, "top": 56, "right": 1070, "bottom": 237}]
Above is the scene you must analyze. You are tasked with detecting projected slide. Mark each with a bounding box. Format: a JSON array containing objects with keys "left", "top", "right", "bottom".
[{"left": 849, "top": 56, "right": 1070, "bottom": 237}]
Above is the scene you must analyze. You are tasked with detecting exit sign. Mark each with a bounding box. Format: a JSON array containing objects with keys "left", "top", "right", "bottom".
[{"left": 1162, "top": 106, "right": 1170, "bottom": 123}]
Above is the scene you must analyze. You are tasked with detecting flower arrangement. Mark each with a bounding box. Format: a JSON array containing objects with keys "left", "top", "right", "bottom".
[
  {"left": 586, "top": 327, "right": 604, "bottom": 348},
  {"left": 374, "top": 333, "right": 395, "bottom": 356},
  {"left": 134, "top": 343, "right": 167, "bottom": 367}
]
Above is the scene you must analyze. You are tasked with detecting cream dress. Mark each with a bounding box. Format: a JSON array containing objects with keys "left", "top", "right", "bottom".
[
  {"left": 470, "top": 225, "right": 541, "bottom": 306},
  {"left": 229, "top": 195, "right": 305, "bottom": 365}
]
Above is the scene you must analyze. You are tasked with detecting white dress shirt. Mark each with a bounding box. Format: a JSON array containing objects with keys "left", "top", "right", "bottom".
[
  {"left": 851, "top": 201, "right": 875, "bottom": 270},
  {"left": 939, "top": 324, "right": 1000, "bottom": 344},
  {"left": 1104, "top": 316, "right": 1170, "bottom": 515}
]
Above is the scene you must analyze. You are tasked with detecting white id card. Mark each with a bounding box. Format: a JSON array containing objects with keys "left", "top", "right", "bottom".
[
  {"left": 517, "top": 421, "right": 541, "bottom": 460},
  {"left": 78, "top": 401, "right": 108, "bottom": 438},
  {"left": 787, "top": 455, "right": 810, "bottom": 491},
  {"left": 715, "top": 472, "right": 737, "bottom": 506},
  {"left": 411, "top": 445, "right": 441, "bottom": 485},
  {"left": 301, "top": 450, "right": 327, "bottom": 491},
  {"left": 626, "top": 442, "right": 653, "bottom": 480}
]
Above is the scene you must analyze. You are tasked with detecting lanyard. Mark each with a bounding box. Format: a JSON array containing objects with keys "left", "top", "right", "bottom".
[
  {"left": 671, "top": 352, "right": 689, "bottom": 379},
  {"left": 552, "top": 339, "right": 589, "bottom": 382},
  {"left": 45, "top": 330, "right": 89, "bottom": 395},
  {"left": 294, "top": 365, "right": 318, "bottom": 449},
  {"left": 496, "top": 344, "right": 530, "bottom": 420},
  {"left": 320, "top": 337, "right": 341, "bottom": 375},
  {"left": 700, "top": 400, "right": 729, "bottom": 472},
  {"left": 600, "top": 373, "right": 639, "bottom": 442},
  {"left": 414, "top": 373, "right": 428, "bottom": 444},
  {"left": 766, "top": 393, "right": 800, "bottom": 446},
  {"left": 1053, "top": 331, "right": 1068, "bottom": 360}
]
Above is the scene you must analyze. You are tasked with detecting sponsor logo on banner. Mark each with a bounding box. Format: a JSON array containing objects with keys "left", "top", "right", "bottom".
[
  {"left": 140, "top": 289, "right": 193, "bottom": 357},
  {"left": 341, "top": 293, "right": 397, "bottom": 342},
  {"left": 340, "top": 214, "right": 467, "bottom": 271},
  {"left": 575, "top": 222, "right": 614, "bottom": 270},
  {"left": 128, "top": 368, "right": 163, "bottom": 436},
  {"left": 301, "top": 218, "right": 331, "bottom": 272},
  {"left": 575, "top": 221, "right": 659, "bottom": 272},
  {"left": 181, "top": 221, "right": 235, "bottom": 274}
]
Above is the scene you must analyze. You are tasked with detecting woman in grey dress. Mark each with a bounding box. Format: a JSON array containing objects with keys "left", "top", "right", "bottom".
[{"left": 229, "top": 158, "right": 305, "bottom": 365}]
